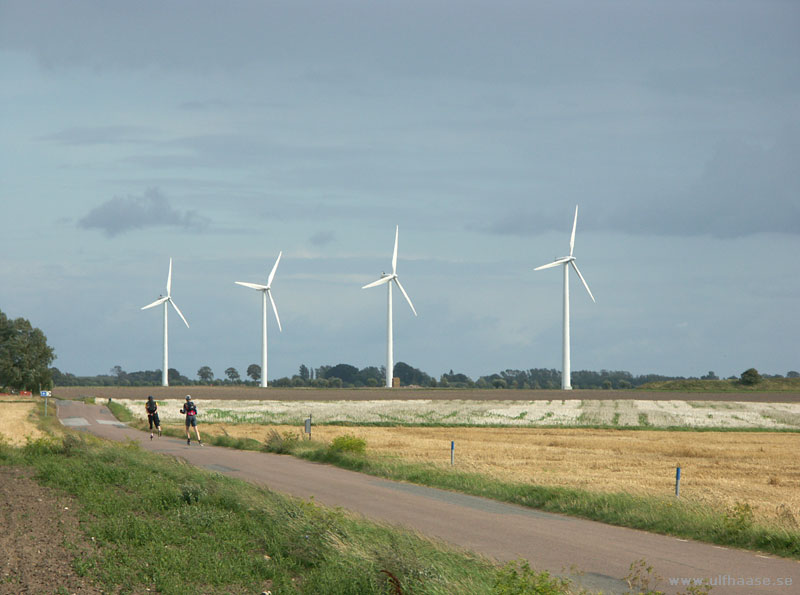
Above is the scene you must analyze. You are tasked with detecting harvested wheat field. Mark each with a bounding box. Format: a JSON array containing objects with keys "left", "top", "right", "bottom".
[
  {"left": 186, "top": 423, "right": 800, "bottom": 526},
  {"left": 0, "top": 397, "right": 45, "bottom": 445}
]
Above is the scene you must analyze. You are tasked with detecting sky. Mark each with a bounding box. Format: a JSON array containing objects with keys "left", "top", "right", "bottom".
[{"left": 1, "top": 0, "right": 799, "bottom": 382}]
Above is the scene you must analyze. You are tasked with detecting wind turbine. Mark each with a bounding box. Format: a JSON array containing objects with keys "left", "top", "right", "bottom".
[
  {"left": 362, "top": 226, "right": 417, "bottom": 388},
  {"left": 141, "top": 258, "right": 190, "bottom": 387},
  {"left": 534, "top": 206, "right": 595, "bottom": 390},
  {"left": 235, "top": 252, "right": 282, "bottom": 388}
]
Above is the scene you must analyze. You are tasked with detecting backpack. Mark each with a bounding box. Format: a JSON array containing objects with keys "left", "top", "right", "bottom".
[
  {"left": 186, "top": 402, "right": 197, "bottom": 416},
  {"left": 146, "top": 400, "right": 157, "bottom": 413}
]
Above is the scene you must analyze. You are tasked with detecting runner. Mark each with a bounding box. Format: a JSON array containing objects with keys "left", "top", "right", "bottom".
[
  {"left": 145, "top": 395, "right": 161, "bottom": 440},
  {"left": 180, "top": 395, "right": 202, "bottom": 446}
]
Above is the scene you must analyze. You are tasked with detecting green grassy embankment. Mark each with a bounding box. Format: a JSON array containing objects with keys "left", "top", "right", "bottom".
[
  {"left": 639, "top": 377, "right": 800, "bottom": 392},
  {"left": 0, "top": 431, "right": 573, "bottom": 593}
]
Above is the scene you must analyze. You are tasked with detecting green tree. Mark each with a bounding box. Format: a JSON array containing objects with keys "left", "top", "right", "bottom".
[
  {"left": 393, "top": 362, "right": 432, "bottom": 386},
  {"left": 740, "top": 368, "right": 762, "bottom": 386},
  {"left": 167, "top": 368, "right": 190, "bottom": 385},
  {"left": 0, "top": 310, "right": 55, "bottom": 392},
  {"left": 298, "top": 364, "right": 310, "bottom": 381},
  {"left": 197, "top": 366, "right": 214, "bottom": 383},
  {"left": 225, "top": 367, "right": 241, "bottom": 383},
  {"left": 246, "top": 364, "right": 261, "bottom": 382},
  {"left": 326, "top": 363, "right": 359, "bottom": 385}
]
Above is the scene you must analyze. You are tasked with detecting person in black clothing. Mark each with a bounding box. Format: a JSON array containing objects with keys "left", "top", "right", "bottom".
[
  {"left": 145, "top": 395, "right": 161, "bottom": 440},
  {"left": 180, "top": 395, "right": 202, "bottom": 446}
]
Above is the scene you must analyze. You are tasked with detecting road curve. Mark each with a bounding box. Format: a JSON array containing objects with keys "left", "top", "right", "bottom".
[{"left": 56, "top": 400, "right": 799, "bottom": 594}]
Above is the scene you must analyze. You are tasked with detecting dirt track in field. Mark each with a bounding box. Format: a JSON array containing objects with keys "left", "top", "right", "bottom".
[{"left": 52, "top": 385, "right": 800, "bottom": 403}]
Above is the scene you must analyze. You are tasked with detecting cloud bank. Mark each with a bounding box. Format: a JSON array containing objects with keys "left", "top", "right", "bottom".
[{"left": 78, "top": 188, "right": 208, "bottom": 237}]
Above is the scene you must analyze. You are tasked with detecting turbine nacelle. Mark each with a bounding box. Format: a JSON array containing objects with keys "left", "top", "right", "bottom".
[
  {"left": 140, "top": 258, "right": 190, "bottom": 328},
  {"left": 235, "top": 251, "right": 282, "bottom": 332}
]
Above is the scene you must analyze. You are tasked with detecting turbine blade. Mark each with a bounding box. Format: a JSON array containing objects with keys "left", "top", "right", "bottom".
[
  {"left": 534, "top": 258, "right": 569, "bottom": 271},
  {"left": 394, "top": 277, "right": 417, "bottom": 316},
  {"left": 391, "top": 226, "right": 399, "bottom": 275},
  {"left": 170, "top": 298, "right": 190, "bottom": 328},
  {"left": 569, "top": 205, "right": 578, "bottom": 257},
  {"left": 267, "top": 289, "right": 282, "bottom": 332},
  {"left": 362, "top": 276, "right": 392, "bottom": 289},
  {"left": 267, "top": 251, "right": 282, "bottom": 287},
  {"left": 141, "top": 296, "right": 168, "bottom": 310},
  {"left": 235, "top": 281, "right": 268, "bottom": 290},
  {"left": 570, "top": 261, "right": 596, "bottom": 303},
  {"left": 166, "top": 258, "right": 173, "bottom": 296}
]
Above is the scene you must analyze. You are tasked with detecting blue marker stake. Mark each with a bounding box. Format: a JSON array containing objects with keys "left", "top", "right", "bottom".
[
  {"left": 675, "top": 466, "right": 681, "bottom": 498},
  {"left": 451, "top": 441, "right": 454, "bottom": 466}
]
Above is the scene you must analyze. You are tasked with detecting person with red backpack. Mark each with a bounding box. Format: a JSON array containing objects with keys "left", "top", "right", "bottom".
[
  {"left": 145, "top": 395, "right": 161, "bottom": 440},
  {"left": 180, "top": 395, "right": 202, "bottom": 446}
]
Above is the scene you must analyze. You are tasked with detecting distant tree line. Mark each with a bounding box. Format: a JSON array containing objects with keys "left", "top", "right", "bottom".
[
  {"left": 45, "top": 362, "right": 800, "bottom": 390},
  {"left": 7, "top": 307, "right": 796, "bottom": 393}
]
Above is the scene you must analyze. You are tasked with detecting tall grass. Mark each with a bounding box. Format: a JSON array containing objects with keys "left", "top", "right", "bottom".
[{"left": 0, "top": 434, "right": 575, "bottom": 594}]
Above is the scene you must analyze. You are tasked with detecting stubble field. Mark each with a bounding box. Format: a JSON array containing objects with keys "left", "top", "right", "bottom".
[{"left": 0, "top": 395, "right": 45, "bottom": 445}]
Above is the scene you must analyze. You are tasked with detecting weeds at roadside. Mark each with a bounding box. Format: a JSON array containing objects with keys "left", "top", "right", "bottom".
[
  {"left": 492, "top": 560, "right": 572, "bottom": 594},
  {"left": 624, "top": 558, "right": 712, "bottom": 595}
]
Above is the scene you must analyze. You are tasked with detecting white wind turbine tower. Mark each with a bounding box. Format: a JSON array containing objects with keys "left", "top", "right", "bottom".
[
  {"left": 235, "top": 252, "right": 282, "bottom": 388},
  {"left": 362, "top": 226, "right": 417, "bottom": 388},
  {"left": 534, "top": 206, "right": 595, "bottom": 390},
  {"left": 141, "top": 258, "right": 190, "bottom": 387}
]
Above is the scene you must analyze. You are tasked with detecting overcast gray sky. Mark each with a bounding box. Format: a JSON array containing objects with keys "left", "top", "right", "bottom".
[{"left": 2, "top": 0, "right": 798, "bottom": 381}]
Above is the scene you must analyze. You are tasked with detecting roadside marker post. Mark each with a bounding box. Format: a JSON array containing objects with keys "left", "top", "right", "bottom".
[
  {"left": 305, "top": 414, "right": 312, "bottom": 440},
  {"left": 451, "top": 441, "right": 454, "bottom": 466},
  {"left": 40, "top": 390, "right": 51, "bottom": 416},
  {"left": 675, "top": 465, "right": 681, "bottom": 498}
]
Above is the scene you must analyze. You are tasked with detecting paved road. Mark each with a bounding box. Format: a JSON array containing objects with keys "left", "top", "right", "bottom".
[{"left": 57, "top": 400, "right": 799, "bottom": 594}]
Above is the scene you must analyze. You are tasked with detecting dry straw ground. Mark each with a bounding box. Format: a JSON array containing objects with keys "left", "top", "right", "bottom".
[{"left": 0, "top": 395, "right": 45, "bottom": 446}]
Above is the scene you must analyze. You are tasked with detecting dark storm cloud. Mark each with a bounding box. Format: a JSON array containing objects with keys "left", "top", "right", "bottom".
[
  {"left": 77, "top": 188, "right": 208, "bottom": 237},
  {"left": 486, "top": 128, "right": 800, "bottom": 239},
  {"left": 640, "top": 131, "right": 800, "bottom": 238}
]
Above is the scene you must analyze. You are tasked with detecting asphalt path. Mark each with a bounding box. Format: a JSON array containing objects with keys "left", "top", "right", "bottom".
[{"left": 57, "top": 400, "right": 799, "bottom": 594}]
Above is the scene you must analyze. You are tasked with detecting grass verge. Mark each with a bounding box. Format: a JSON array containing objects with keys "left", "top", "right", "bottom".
[{"left": 0, "top": 433, "right": 582, "bottom": 595}]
